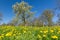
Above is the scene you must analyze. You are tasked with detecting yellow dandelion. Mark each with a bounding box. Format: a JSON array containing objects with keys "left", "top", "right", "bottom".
[
  {"left": 5, "top": 32, "right": 12, "bottom": 37},
  {"left": 43, "top": 35, "right": 46, "bottom": 37},
  {"left": 23, "top": 30, "right": 26, "bottom": 33},
  {"left": 43, "top": 30, "right": 48, "bottom": 33},
  {"left": 0, "top": 36, "right": 2, "bottom": 39},
  {"left": 51, "top": 35, "right": 58, "bottom": 39},
  {"left": 38, "top": 34, "right": 41, "bottom": 38},
  {"left": 0, "top": 34, "right": 4, "bottom": 39},
  {"left": 57, "top": 31, "right": 60, "bottom": 34},
  {"left": 57, "top": 28, "right": 60, "bottom": 31},
  {"left": 19, "top": 33, "right": 21, "bottom": 35},
  {"left": 1, "top": 34, "right": 4, "bottom": 36},
  {"left": 13, "top": 34, "right": 16, "bottom": 36},
  {"left": 40, "top": 31, "right": 43, "bottom": 33},
  {"left": 50, "top": 30, "right": 54, "bottom": 33}
]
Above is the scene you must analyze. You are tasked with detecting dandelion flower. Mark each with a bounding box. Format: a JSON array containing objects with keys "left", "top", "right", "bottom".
[
  {"left": 38, "top": 34, "right": 41, "bottom": 38},
  {"left": 0, "top": 34, "right": 4, "bottom": 39},
  {"left": 43, "top": 35, "right": 46, "bottom": 37},
  {"left": 44, "top": 30, "right": 48, "bottom": 33},
  {"left": 51, "top": 35, "right": 58, "bottom": 39},
  {"left": 5, "top": 32, "right": 12, "bottom": 37},
  {"left": 13, "top": 34, "right": 16, "bottom": 36},
  {"left": 50, "top": 30, "right": 54, "bottom": 33},
  {"left": 40, "top": 31, "right": 43, "bottom": 33},
  {"left": 23, "top": 30, "right": 26, "bottom": 33}
]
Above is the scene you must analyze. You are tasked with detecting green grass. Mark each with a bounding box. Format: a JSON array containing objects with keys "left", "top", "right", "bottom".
[{"left": 0, "top": 26, "right": 60, "bottom": 40}]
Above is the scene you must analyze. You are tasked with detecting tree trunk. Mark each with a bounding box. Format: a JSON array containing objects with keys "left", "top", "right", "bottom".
[{"left": 22, "top": 11, "right": 26, "bottom": 26}]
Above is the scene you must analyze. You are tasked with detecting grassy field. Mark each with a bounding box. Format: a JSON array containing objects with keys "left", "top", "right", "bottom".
[{"left": 0, "top": 26, "right": 60, "bottom": 40}]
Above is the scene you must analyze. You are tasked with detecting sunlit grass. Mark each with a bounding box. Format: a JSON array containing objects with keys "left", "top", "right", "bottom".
[{"left": 0, "top": 26, "right": 60, "bottom": 40}]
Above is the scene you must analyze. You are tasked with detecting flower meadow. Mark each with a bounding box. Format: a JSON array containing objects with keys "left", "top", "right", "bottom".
[{"left": 0, "top": 26, "right": 60, "bottom": 40}]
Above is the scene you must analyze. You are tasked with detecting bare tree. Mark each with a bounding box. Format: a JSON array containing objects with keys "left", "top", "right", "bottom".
[
  {"left": 12, "top": 1, "right": 34, "bottom": 26},
  {"left": 40, "top": 10, "right": 54, "bottom": 26}
]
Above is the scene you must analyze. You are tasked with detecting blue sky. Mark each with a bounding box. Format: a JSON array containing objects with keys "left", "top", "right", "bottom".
[{"left": 0, "top": 0, "right": 58, "bottom": 24}]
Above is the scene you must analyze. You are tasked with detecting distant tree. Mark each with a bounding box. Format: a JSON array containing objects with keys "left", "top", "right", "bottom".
[
  {"left": 55, "top": 0, "right": 60, "bottom": 10},
  {"left": 0, "top": 13, "right": 3, "bottom": 20},
  {"left": 32, "top": 18, "right": 39, "bottom": 26},
  {"left": 0, "top": 12, "right": 3, "bottom": 24},
  {"left": 40, "top": 10, "right": 54, "bottom": 26},
  {"left": 1, "top": 23, "right": 6, "bottom": 26},
  {"left": 56, "top": 13, "right": 60, "bottom": 26},
  {"left": 12, "top": 1, "right": 34, "bottom": 26},
  {"left": 55, "top": 0, "right": 60, "bottom": 26},
  {"left": 31, "top": 18, "right": 43, "bottom": 27}
]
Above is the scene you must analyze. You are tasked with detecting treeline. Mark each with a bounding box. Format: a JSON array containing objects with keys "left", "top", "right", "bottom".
[{"left": 1, "top": 1, "right": 60, "bottom": 27}]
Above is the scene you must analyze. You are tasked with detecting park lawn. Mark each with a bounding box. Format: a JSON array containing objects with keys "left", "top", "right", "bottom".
[{"left": 0, "top": 26, "right": 60, "bottom": 40}]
